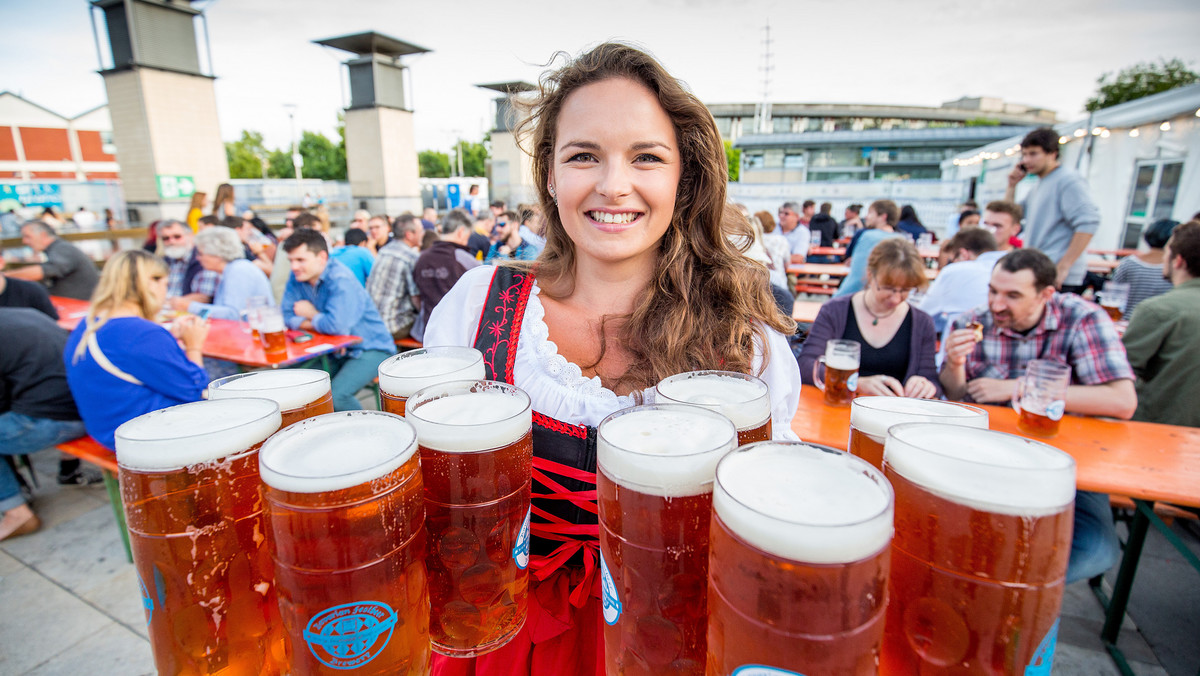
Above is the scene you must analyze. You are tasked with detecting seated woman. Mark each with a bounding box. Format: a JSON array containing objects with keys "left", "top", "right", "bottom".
[
  {"left": 168, "top": 226, "right": 274, "bottom": 320},
  {"left": 423, "top": 42, "right": 800, "bottom": 676},
  {"left": 800, "top": 237, "right": 940, "bottom": 398},
  {"left": 1111, "top": 217, "right": 1178, "bottom": 317},
  {"left": 63, "top": 250, "right": 209, "bottom": 450}
]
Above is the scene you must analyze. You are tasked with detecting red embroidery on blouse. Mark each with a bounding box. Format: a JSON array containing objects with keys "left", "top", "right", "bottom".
[
  {"left": 477, "top": 271, "right": 527, "bottom": 380},
  {"left": 533, "top": 411, "right": 587, "bottom": 439}
]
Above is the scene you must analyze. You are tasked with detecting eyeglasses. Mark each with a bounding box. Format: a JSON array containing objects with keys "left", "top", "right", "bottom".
[
  {"left": 874, "top": 282, "right": 913, "bottom": 297},
  {"left": 162, "top": 234, "right": 186, "bottom": 242}
]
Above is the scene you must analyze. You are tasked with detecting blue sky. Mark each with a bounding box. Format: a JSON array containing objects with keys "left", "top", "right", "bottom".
[{"left": 3, "top": 0, "right": 1198, "bottom": 154}]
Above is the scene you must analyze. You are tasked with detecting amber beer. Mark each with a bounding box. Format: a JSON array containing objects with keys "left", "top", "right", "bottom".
[
  {"left": 1013, "top": 359, "right": 1072, "bottom": 438},
  {"left": 655, "top": 370, "right": 772, "bottom": 445},
  {"left": 208, "top": 369, "right": 334, "bottom": 427},
  {"left": 849, "top": 397, "right": 988, "bottom": 470},
  {"left": 1101, "top": 303, "right": 1123, "bottom": 322},
  {"left": 115, "top": 398, "right": 285, "bottom": 675},
  {"left": 814, "top": 339, "right": 860, "bottom": 407},
  {"left": 259, "top": 305, "right": 288, "bottom": 363},
  {"left": 378, "top": 346, "right": 485, "bottom": 417},
  {"left": 881, "top": 423, "right": 1075, "bottom": 674},
  {"left": 597, "top": 404, "right": 737, "bottom": 675},
  {"left": 406, "top": 380, "right": 533, "bottom": 657},
  {"left": 1099, "top": 281, "right": 1129, "bottom": 322},
  {"left": 707, "top": 442, "right": 893, "bottom": 675},
  {"left": 259, "top": 412, "right": 430, "bottom": 675}
]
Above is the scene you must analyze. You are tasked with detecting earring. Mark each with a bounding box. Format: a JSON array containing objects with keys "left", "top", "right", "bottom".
[{"left": 548, "top": 184, "right": 557, "bottom": 205}]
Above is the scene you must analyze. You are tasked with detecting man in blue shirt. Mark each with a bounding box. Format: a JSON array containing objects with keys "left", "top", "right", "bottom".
[
  {"left": 916, "top": 227, "right": 1006, "bottom": 334},
  {"left": 330, "top": 228, "right": 374, "bottom": 286},
  {"left": 282, "top": 229, "right": 395, "bottom": 411}
]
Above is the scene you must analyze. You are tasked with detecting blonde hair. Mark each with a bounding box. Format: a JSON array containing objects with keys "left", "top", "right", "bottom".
[
  {"left": 72, "top": 250, "right": 167, "bottom": 361},
  {"left": 868, "top": 237, "right": 929, "bottom": 291}
]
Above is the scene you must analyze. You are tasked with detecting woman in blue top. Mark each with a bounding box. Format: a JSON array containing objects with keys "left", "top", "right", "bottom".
[
  {"left": 175, "top": 226, "right": 275, "bottom": 320},
  {"left": 64, "top": 250, "right": 210, "bottom": 450}
]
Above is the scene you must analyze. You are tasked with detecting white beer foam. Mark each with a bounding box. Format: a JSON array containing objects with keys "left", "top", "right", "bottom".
[
  {"left": 597, "top": 406, "right": 737, "bottom": 498},
  {"left": 116, "top": 398, "right": 281, "bottom": 471},
  {"left": 655, "top": 373, "right": 770, "bottom": 429},
  {"left": 714, "top": 442, "right": 893, "bottom": 564},
  {"left": 208, "top": 369, "right": 330, "bottom": 411},
  {"left": 825, "top": 354, "right": 859, "bottom": 371},
  {"left": 884, "top": 424, "right": 1076, "bottom": 516},
  {"left": 407, "top": 391, "right": 531, "bottom": 452},
  {"left": 851, "top": 397, "right": 988, "bottom": 442},
  {"left": 378, "top": 349, "right": 485, "bottom": 398},
  {"left": 259, "top": 411, "right": 418, "bottom": 493}
]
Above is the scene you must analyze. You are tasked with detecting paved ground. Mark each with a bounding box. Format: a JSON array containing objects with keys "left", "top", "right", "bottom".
[{"left": 2, "top": 439, "right": 1196, "bottom": 674}]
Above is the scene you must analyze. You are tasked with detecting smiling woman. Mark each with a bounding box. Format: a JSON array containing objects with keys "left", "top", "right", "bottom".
[{"left": 422, "top": 42, "right": 802, "bottom": 676}]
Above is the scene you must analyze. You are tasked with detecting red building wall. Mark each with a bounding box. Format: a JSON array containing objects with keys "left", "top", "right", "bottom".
[
  {"left": 76, "top": 130, "right": 115, "bottom": 162},
  {"left": 20, "top": 127, "right": 72, "bottom": 161},
  {"left": 0, "top": 127, "right": 17, "bottom": 161}
]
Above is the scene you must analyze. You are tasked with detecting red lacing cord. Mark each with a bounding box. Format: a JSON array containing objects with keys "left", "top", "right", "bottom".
[
  {"left": 533, "top": 412, "right": 588, "bottom": 439},
  {"left": 527, "top": 455, "right": 600, "bottom": 606}
]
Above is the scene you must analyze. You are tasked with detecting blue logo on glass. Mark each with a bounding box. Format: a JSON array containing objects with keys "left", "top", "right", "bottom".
[
  {"left": 732, "top": 665, "right": 806, "bottom": 676},
  {"left": 846, "top": 372, "right": 859, "bottom": 392},
  {"left": 513, "top": 507, "right": 531, "bottom": 570},
  {"left": 1025, "top": 618, "right": 1059, "bottom": 675},
  {"left": 138, "top": 567, "right": 166, "bottom": 626},
  {"left": 600, "top": 551, "right": 622, "bottom": 625},
  {"left": 1045, "top": 400, "right": 1066, "bottom": 421},
  {"left": 303, "top": 601, "right": 397, "bottom": 669}
]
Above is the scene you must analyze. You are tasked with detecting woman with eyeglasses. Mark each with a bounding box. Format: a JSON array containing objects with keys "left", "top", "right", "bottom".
[
  {"left": 62, "top": 250, "right": 210, "bottom": 450},
  {"left": 800, "top": 237, "right": 941, "bottom": 398}
]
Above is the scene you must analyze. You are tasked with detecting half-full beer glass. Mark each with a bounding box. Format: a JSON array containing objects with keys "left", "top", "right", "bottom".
[
  {"left": 378, "top": 347, "right": 485, "bottom": 416},
  {"left": 813, "top": 339, "right": 860, "bottom": 407},
  {"left": 1013, "top": 359, "right": 1072, "bottom": 437},
  {"left": 597, "top": 404, "right": 737, "bottom": 675},
  {"left": 707, "top": 441, "right": 893, "bottom": 676},
  {"left": 209, "top": 369, "right": 334, "bottom": 427},
  {"left": 849, "top": 397, "right": 988, "bottom": 470},
  {"left": 655, "top": 370, "right": 772, "bottom": 445},
  {"left": 882, "top": 423, "right": 1075, "bottom": 674},
  {"left": 259, "top": 305, "right": 288, "bottom": 363},
  {"left": 406, "top": 380, "right": 533, "bottom": 657},
  {"left": 260, "top": 411, "right": 430, "bottom": 675},
  {"left": 115, "top": 398, "right": 284, "bottom": 675},
  {"left": 1098, "top": 281, "right": 1129, "bottom": 321}
]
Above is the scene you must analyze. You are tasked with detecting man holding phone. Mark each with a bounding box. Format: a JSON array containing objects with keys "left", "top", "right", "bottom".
[{"left": 1005, "top": 128, "right": 1100, "bottom": 292}]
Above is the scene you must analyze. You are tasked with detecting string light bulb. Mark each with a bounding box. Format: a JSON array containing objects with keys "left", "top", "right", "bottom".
[
  {"left": 1129, "top": 129, "right": 1140, "bottom": 137},
  {"left": 1059, "top": 135, "right": 1071, "bottom": 144},
  {"left": 1160, "top": 121, "right": 1171, "bottom": 131},
  {"left": 1073, "top": 129, "right": 1086, "bottom": 138}
]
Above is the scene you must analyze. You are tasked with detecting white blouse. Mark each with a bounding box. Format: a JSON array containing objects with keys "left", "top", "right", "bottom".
[{"left": 424, "top": 266, "right": 801, "bottom": 439}]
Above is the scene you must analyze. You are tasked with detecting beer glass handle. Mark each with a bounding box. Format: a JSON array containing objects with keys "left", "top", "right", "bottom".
[
  {"left": 814, "top": 356, "right": 827, "bottom": 392},
  {"left": 1011, "top": 374, "right": 1025, "bottom": 414}
]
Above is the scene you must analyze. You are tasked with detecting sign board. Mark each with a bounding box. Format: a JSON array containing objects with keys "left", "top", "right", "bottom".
[
  {"left": 156, "top": 175, "right": 196, "bottom": 200},
  {"left": 0, "top": 183, "right": 64, "bottom": 209}
]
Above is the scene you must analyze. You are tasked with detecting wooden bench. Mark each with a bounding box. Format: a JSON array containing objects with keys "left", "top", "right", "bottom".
[
  {"left": 1110, "top": 495, "right": 1198, "bottom": 526},
  {"left": 55, "top": 436, "right": 131, "bottom": 562},
  {"left": 396, "top": 337, "right": 423, "bottom": 350}
]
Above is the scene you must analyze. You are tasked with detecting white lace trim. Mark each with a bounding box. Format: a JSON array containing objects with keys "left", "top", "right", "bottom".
[{"left": 524, "top": 283, "right": 634, "bottom": 406}]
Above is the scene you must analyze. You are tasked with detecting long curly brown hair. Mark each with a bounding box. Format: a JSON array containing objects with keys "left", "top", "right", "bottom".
[{"left": 512, "top": 42, "right": 794, "bottom": 391}]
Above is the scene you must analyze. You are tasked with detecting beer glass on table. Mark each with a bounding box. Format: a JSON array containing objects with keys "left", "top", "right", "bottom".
[
  {"left": 849, "top": 397, "right": 988, "bottom": 470},
  {"left": 377, "top": 347, "right": 485, "bottom": 417},
  {"left": 596, "top": 404, "right": 737, "bottom": 675},
  {"left": 1013, "top": 359, "right": 1071, "bottom": 437},
  {"left": 654, "top": 370, "right": 772, "bottom": 445},
  {"left": 881, "top": 423, "right": 1075, "bottom": 674},
  {"left": 244, "top": 295, "right": 270, "bottom": 338},
  {"left": 209, "top": 369, "right": 333, "bottom": 427},
  {"left": 406, "top": 380, "right": 533, "bottom": 657},
  {"left": 260, "top": 411, "right": 430, "bottom": 675},
  {"left": 813, "top": 339, "right": 860, "bottom": 407},
  {"left": 1098, "top": 281, "right": 1129, "bottom": 321},
  {"left": 115, "top": 398, "right": 285, "bottom": 675},
  {"left": 258, "top": 305, "right": 289, "bottom": 363},
  {"left": 707, "top": 441, "right": 893, "bottom": 675}
]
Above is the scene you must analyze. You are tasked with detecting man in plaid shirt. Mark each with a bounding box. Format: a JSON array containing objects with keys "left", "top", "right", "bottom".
[
  {"left": 367, "top": 213, "right": 423, "bottom": 340},
  {"left": 159, "top": 220, "right": 218, "bottom": 304},
  {"left": 940, "top": 248, "right": 1137, "bottom": 585}
]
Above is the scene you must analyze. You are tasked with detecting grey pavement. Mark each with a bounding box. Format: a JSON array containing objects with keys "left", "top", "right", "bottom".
[{"left": 2, "top": 442, "right": 1196, "bottom": 674}]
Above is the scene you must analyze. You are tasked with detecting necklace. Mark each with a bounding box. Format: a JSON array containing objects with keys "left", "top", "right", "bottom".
[{"left": 861, "top": 293, "right": 898, "bottom": 326}]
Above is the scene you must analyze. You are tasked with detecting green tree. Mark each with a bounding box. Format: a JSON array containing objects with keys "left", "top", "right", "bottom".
[
  {"left": 964, "top": 118, "right": 1000, "bottom": 127},
  {"left": 1085, "top": 58, "right": 1199, "bottom": 112},
  {"left": 267, "top": 149, "right": 294, "bottom": 179},
  {"left": 724, "top": 140, "right": 740, "bottom": 182},
  {"left": 452, "top": 139, "right": 489, "bottom": 177},
  {"left": 419, "top": 150, "right": 451, "bottom": 178},
  {"left": 225, "top": 130, "right": 269, "bottom": 179},
  {"left": 297, "top": 130, "right": 346, "bottom": 180}
]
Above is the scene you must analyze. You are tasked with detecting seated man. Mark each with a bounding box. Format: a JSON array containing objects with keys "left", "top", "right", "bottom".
[
  {"left": 915, "top": 228, "right": 1005, "bottom": 334},
  {"left": 413, "top": 208, "right": 480, "bottom": 341},
  {"left": 983, "top": 200, "right": 1024, "bottom": 252},
  {"left": 1122, "top": 220, "right": 1200, "bottom": 427},
  {"left": 0, "top": 258, "right": 58, "bottom": 318},
  {"left": 940, "top": 249, "right": 1137, "bottom": 584},
  {"left": 8, "top": 221, "right": 100, "bottom": 300},
  {"left": 367, "top": 214, "right": 423, "bottom": 340},
  {"left": 330, "top": 228, "right": 374, "bottom": 286},
  {"left": 158, "top": 219, "right": 218, "bottom": 305},
  {"left": 282, "top": 229, "right": 395, "bottom": 411}
]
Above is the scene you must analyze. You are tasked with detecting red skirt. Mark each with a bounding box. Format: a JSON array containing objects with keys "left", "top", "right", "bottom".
[{"left": 432, "top": 566, "right": 602, "bottom": 676}]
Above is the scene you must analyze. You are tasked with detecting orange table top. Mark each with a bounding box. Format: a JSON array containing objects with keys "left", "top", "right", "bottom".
[
  {"left": 792, "top": 300, "right": 824, "bottom": 324},
  {"left": 50, "top": 295, "right": 89, "bottom": 331},
  {"left": 807, "top": 246, "right": 846, "bottom": 257},
  {"left": 1088, "top": 248, "right": 1137, "bottom": 257},
  {"left": 790, "top": 385, "right": 1200, "bottom": 508},
  {"left": 788, "top": 264, "right": 938, "bottom": 280}
]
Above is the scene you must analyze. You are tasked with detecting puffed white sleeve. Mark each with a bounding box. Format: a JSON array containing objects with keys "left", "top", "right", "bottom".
[
  {"left": 422, "top": 266, "right": 498, "bottom": 348},
  {"left": 754, "top": 326, "right": 802, "bottom": 441}
]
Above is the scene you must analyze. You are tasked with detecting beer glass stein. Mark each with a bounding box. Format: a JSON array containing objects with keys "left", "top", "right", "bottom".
[
  {"left": 258, "top": 305, "right": 288, "bottom": 363},
  {"left": 115, "top": 398, "right": 285, "bottom": 675},
  {"left": 597, "top": 404, "right": 737, "bottom": 675},
  {"left": 813, "top": 339, "right": 860, "bottom": 407},
  {"left": 849, "top": 397, "right": 988, "bottom": 470},
  {"left": 881, "top": 423, "right": 1075, "bottom": 674},
  {"left": 406, "top": 379, "right": 533, "bottom": 657},
  {"left": 244, "top": 295, "right": 271, "bottom": 338},
  {"left": 209, "top": 369, "right": 334, "bottom": 427},
  {"left": 260, "top": 411, "right": 430, "bottom": 675},
  {"left": 1098, "top": 281, "right": 1130, "bottom": 321},
  {"left": 378, "top": 347, "right": 485, "bottom": 417},
  {"left": 1012, "top": 359, "right": 1072, "bottom": 437},
  {"left": 654, "top": 370, "right": 772, "bottom": 445},
  {"left": 707, "top": 441, "right": 893, "bottom": 675}
]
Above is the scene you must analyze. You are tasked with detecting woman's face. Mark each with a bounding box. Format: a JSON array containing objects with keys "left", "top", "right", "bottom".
[
  {"left": 146, "top": 269, "right": 168, "bottom": 313},
  {"left": 550, "top": 77, "right": 681, "bottom": 272},
  {"left": 866, "top": 271, "right": 914, "bottom": 312}
]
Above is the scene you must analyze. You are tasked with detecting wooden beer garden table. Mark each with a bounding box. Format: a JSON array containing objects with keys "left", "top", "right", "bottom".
[
  {"left": 50, "top": 296, "right": 361, "bottom": 370},
  {"left": 792, "top": 299, "right": 824, "bottom": 324},
  {"left": 789, "top": 385, "right": 1200, "bottom": 676}
]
